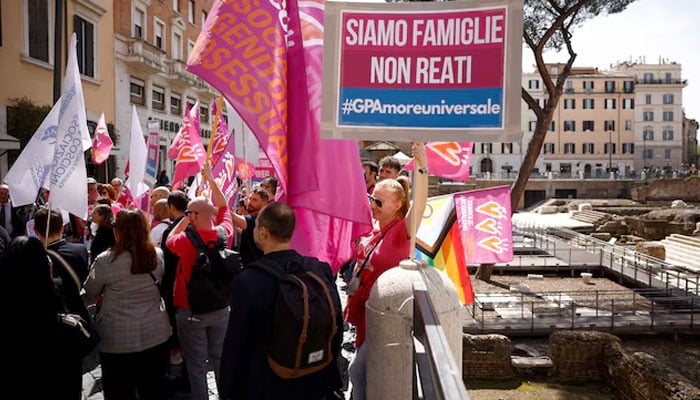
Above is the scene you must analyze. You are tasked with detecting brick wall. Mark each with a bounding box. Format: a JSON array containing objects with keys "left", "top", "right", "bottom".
[
  {"left": 462, "top": 334, "right": 513, "bottom": 380},
  {"left": 549, "top": 331, "right": 616, "bottom": 381}
]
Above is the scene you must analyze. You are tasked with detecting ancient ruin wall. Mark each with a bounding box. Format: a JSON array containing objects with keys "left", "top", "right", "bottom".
[{"left": 462, "top": 334, "right": 513, "bottom": 380}]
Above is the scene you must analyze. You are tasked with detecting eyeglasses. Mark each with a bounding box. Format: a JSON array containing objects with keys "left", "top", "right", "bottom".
[
  {"left": 367, "top": 194, "right": 383, "bottom": 208},
  {"left": 184, "top": 210, "right": 199, "bottom": 216}
]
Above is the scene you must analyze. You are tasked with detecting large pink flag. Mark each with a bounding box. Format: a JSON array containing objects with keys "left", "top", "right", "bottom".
[
  {"left": 453, "top": 186, "right": 513, "bottom": 264},
  {"left": 210, "top": 136, "right": 239, "bottom": 209},
  {"left": 91, "top": 113, "right": 113, "bottom": 165},
  {"left": 168, "top": 101, "right": 205, "bottom": 189},
  {"left": 404, "top": 142, "right": 473, "bottom": 181},
  {"left": 187, "top": 2, "right": 293, "bottom": 196}
]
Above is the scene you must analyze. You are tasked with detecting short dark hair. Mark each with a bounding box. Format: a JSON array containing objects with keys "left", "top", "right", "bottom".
[
  {"left": 33, "top": 207, "right": 63, "bottom": 237},
  {"left": 261, "top": 176, "right": 278, "bottom": 196},
  {"left": 256, "top": 202, "right": 295, "bottom": 242},
  {"left": 167, "top": 190, "right": 189, "bottom": 212},
  {"left": 363, "top": 161, "right": 379, "bottom": 174},
  {"left": 251, "top": 186, "right": 270, "bottom": 202},
  {"left": 379, "top": 156, "right": 401, "bottom": 172}
]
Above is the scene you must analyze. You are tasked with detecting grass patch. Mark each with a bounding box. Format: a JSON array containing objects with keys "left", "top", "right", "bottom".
[{"left": 466, "top": 379, "right": 619, "bottom": 400}]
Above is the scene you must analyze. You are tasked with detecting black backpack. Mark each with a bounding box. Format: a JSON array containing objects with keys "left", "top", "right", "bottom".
[
  {"left": 250, "top": 257, "right": 339, "bottom": 379},
  {"left": 185, "top": 226, "right": 242, "bottom": 314}
]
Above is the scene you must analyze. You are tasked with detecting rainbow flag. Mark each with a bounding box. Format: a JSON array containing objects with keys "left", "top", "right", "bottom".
[{"left": 415, "top": 194, "right": 475, "bottom": 305}]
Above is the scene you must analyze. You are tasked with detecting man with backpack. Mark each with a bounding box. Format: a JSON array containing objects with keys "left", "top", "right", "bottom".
[
  {"left": 220, "top": 202, "right": 344, "bottom": 400},
  {"left": 165, "top": 164, "right": 236, "bottom": 400}
]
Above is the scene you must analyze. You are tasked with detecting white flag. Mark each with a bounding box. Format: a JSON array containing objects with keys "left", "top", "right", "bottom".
[
  {"left": 48, "top": 33, "right": 91, "bottom": 219},
  {"left": 4, "top": 100, "right": 61, "bottom": 206},
  {"left": 227, "top": 99, "right": 259, "bottom": 165},
  {"left": 125, "top": 105, "right": 150, "bottom": 199}
]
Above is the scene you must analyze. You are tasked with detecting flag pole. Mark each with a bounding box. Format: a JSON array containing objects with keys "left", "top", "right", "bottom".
[{"left": 206, "top": 96, "right": 223, "bottom": 164}]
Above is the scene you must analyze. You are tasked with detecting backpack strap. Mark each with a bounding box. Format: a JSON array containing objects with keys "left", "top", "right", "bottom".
[
  {"left": 184, "top": 227, "right": 206, "bottom": 251},
  {"left": 215, "top": 226, "right": 228, "bottom": 249}
]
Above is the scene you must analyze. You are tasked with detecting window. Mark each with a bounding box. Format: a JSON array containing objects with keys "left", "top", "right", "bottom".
[
  {"left": 665, "top": 73, "right": 672, "bottom": 83},
  {"left": 548, "top": 121, "right": 555, "bottom": 132},
  {"left": 173, "top": 0, "right": 179, "bottom": 13},
  {"left": 625, "top": 120, "right": 632, "bottom": 131},
  {"left": 501, "top": 143, "right": 513, "bottom": 154},
  {"left": 583, "top": 99, "right": 595, "bottom": 109},
  {"left": 623, "top": 80, "right": 634, "bottom": 93},
  {"left": 172, "top": 32, "right": 182, "bottom": 60},
  {"left": 623, "top": 98, "right": 634, "bottom": 109},
  {"left": 130, "top": 78, "right": 145, "bottom": 105},
  {"left": 663, "top": 111, "right": 674, "bottom": 122},
  {"left": 74, "top": 15, "right": 95, "bottom": 78},
  {"left": 187, "top": 40, "right": 195, "bottom": 59},
  {"left": 564, "top": 99, "right": 575, "bottom": 109},
  {"left": 133, "top": 7, "right": 145, "bottom": 38},
  {"left": 170, "top": 92, "right": 182, "bottom": 115},
  {"left": 583, "top": 81, "right": 594, "bottom": 93},
  {"left": 604, "top": 143, "right": 616, "bottom": 155},
  {"left": 155, "top": 19, "right": 165, "bottom": 50},
  {"left": 662, "top": 129, "right": 674, "bottom": 141},
  {"left": 551, "top": 66, "right": 559, "bottom": 75},
  {"left": 662, "top": 94, "right": 674, "bottom": 104},
  {"left": 664, "top": 149, "right": 671, "bottom": 159},
  {"left": 543, "top": 143, "right": 555, "bottom": 154},
  {"left": 563, "top": 120, "right": 576, "bottom": 132},
  {"left": 605, "top": 81, "right": 615, "bottom": 93},
  {"left": 152, "top": 85, "right": 165, "bottom": 111},
  {"left": 565, "top": 81, "right": 574, "bottom": 93},
  {"left": 604, "top": 98, "right": 616, "bottom": 109},
  {"left": 645, "top": 94, "right": 652, "bottom": 105},
  {"left": 528, "top": 121, "right": 536, "bottom": 132},
  {"left": 564, "top": 143, "right": 575, "bottom": 154},
  {"left": 188, "top": 0, "right": 195, "bottom": 24},
  {"left": 604, "top": 120, "right": 615, "bottom": 131},
  {"left": 480, "top": 143, "right": 493, "bottom": 154},
  {"left": 622, "top": 143, "right": 634, "bottom": 154},
  {"left": 643, "top": 149, "right": 653, "bottom": 160},
  {"left": 583, "top": 143, "right": 595, "bottom": 154},
  {"left": 528, "top": 79, "right": 539, "bottom": 89},
  {"left": 644, "top": 72, "right": 654, "bottom": 83},
  {"left": 200, "top": 103, "right": 210, "bottom": 123},
  {"left": 643, "top": 128, "right": 654, "bottom": 141},
  {"left": 643, "top": 111, "right": 654, "bottom": 122},
  {"left": 202, "top": 10, "right": 208, "bottom": 27},
  {"left": 582, "top": 120, "right": 595, "bottom": 131},
  {"left": 27, "top": 0, "right": 51, "bottom": 62}
]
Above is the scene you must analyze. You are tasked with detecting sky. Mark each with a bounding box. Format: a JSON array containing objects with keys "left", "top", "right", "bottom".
[{"left": 521, "top": 0, "right": 700, "bottom": 121}]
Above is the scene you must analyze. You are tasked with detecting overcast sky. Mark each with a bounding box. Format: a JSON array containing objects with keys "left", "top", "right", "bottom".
[{"left": 521, "top": 0, "right": 700, "bottom": 121}]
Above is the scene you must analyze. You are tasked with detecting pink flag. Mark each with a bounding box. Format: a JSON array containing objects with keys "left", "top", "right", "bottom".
[
  {"left": 404, "top": 142, "right": 473, "bottom": 181},
  {"left": 235, "top": 158, "right": 255, "bottom": 181},
  {"left": 91, "top": 113, "right": 113, "bottom": 165},
  {"left": 209, "top": 100, "right": 231, "bottom": 166},
  {"left": 198, "top": 136, "right": 239, "bottom": 209},
  {"left": 168, "top": 101, "right": 205, "bottom": 189},
  {"left": 453, "top": 186, "right": 513, "bottom": 264},
  {"left": 187, "top": 1, "right": 322, "bottom": 199}
]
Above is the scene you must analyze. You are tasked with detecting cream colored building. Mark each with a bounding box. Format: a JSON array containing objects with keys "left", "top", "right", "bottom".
[{"left": 0, "top": 0, "right": 114, "bottom": 180}]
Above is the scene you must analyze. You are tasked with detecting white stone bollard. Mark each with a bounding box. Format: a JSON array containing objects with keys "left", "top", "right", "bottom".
[{"left": 365, "top": 259, "right": 463, "bottom": 400}]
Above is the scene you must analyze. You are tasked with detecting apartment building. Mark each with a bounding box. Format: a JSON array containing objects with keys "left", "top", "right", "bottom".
[
  {"left": 0, "top": 0, "right": 115, "bottom": 180},
  {"left": 476, "top": 60, "right": 690, "bottom": 180},
  {"left": 113, "top": 0, "right": 219, "bottom": 178}
]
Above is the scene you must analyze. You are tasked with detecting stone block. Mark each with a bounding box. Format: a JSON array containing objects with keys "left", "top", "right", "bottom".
[{"left": 634, "top": 242, "right": 666, "bottom": 260}]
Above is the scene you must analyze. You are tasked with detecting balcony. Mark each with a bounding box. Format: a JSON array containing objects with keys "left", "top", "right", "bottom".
[
  {"left": 166, "top": 60, "right": 198, "bottom": 86},
  {"left": 636, "top": 78, "right": 688, "bottom": 86},
  {"left": 124, "top": 38, "right": 166, "bottom": 73}
]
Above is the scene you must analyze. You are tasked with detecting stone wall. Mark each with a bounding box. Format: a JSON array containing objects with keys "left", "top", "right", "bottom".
[
  {"left": 631, "top": 178, "right": 700, "bottom": 202},
  {"left": 549, "top": 331, "right": 616, "bottom": 381},
  {"left": 462, "top": 334, "right": 513, "bottom": 380}
]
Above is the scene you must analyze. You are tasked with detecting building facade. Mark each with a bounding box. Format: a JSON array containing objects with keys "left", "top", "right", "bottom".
[
  {"left": 0, "top": 0, "right": 115, "bottom": 180},
  {"left": 113, "top": 0, "right": 219, "bottom": 179}
]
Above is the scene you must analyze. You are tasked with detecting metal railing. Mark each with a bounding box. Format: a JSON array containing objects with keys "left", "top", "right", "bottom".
[
  {"left": 516, "top": 224, "right": 700, "bottom": 296},
  {"left": 412, "top": 281, "right": 469, "bottom": 400}
]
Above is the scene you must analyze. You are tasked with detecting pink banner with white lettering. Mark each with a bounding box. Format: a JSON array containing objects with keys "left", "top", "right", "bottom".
[
  {"left": 209, "top": 100, "right": 231, "bottom": 166},
  {"left": 404, "top": 141, "right": 473, "bottom": 181},
  {"left": 210, "top": 137, "right": 239, "bottom": 209},
  {"left": 167, "top": 102, "right": 205, "bottom": 189},
  {"left": 453, "top": 186, "right": 513, "bottom": 264}
]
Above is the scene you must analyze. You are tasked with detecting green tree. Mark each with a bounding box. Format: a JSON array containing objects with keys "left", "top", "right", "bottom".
[{"left": 6, "top": 97, "right": 52, "bottom": 148}]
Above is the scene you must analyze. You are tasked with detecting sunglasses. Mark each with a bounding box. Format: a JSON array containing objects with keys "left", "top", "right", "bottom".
[
  {"left": 184, "top": 210, "right": 199, "bottom": 216},
  {"left": 367, "top": 194, "right": 383, "bottom": 208}
]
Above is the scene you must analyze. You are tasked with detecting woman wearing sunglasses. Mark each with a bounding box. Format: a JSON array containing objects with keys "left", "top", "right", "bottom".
[{"left": 345, "top": 141, "right": 428, "bottom": 400}]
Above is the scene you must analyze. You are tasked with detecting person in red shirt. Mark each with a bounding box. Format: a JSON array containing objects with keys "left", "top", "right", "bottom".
[
  {"left": 345, "top": 142, "right": 428, "bottom": 400},
  {"left": 165, "top": 163, "right": 233, "bottom": 400}
]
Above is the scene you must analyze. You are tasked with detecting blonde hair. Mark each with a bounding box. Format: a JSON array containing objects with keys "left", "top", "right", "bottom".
[{"left": 376, "top": 178, "right": 410, "bottom": 218}]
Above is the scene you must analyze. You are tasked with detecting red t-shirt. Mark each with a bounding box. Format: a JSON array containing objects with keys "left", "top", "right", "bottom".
[
  {"left": 345, "top": 218, "right": 408, "bottom": 346},
  {"left": 166, "top": 207, "right": 233, "bottom": 311}
]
